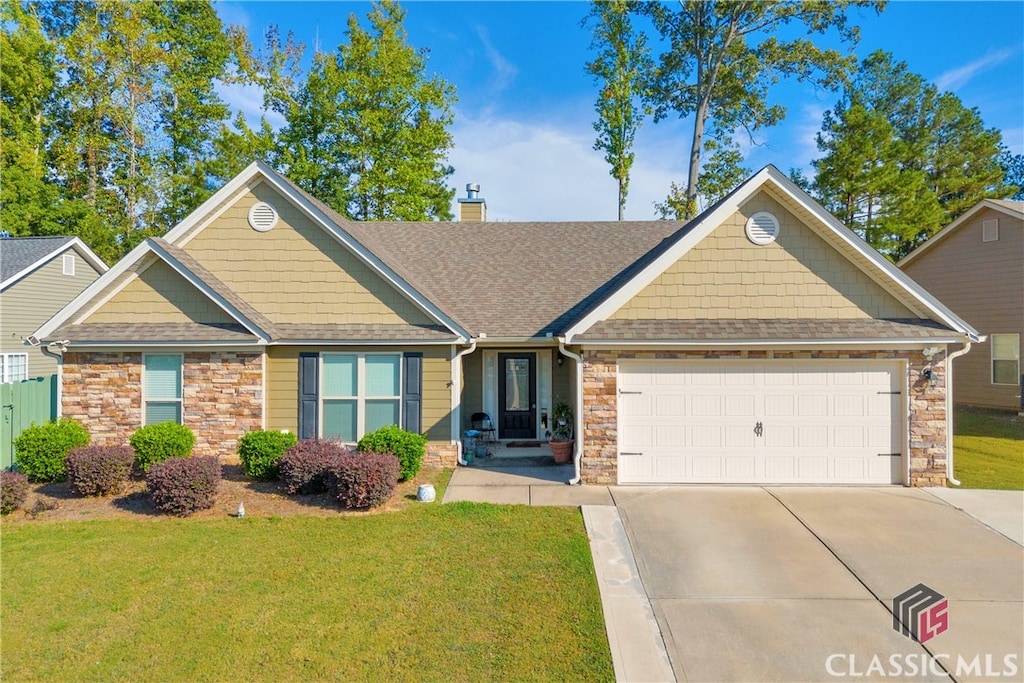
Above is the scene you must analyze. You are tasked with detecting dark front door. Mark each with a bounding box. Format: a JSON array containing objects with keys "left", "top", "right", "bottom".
[{"left": 498, "top": 353, "right": 536, "bottom": 439}]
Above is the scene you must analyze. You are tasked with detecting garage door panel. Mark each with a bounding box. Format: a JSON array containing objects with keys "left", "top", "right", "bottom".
[{"left": 617, "top": 361, "right": 904, "bottom": 485}]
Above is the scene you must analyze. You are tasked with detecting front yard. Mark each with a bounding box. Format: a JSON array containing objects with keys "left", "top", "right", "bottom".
[
  {"left": 954, "top": 407, "right": 1024, "bottom": 489},
  {"left": 1, "top": 477, "right": 613, "bottom": 681}
]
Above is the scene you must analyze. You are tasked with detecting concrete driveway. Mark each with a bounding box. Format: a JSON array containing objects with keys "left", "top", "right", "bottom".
[{"left": 614, "top": 487, "right": 1024, "bottom": 682}]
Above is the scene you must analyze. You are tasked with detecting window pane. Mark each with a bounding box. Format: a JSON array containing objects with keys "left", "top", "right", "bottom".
[
  {"left": 323, "top": 400, "right": 357, "bottom": 441},
  {"left": 505, "top": 358, "right": 530, "bottom": 411},
  {"left": 993, "top": 360, "right": 1020, "bottom": 385},
  {"left": 992, "top": 334, "right": 1020, "bottom": 360},
  {"left": 366, "top": 356, "right": 400, "bottom": 397},
  {"left": 323, "top": 355, "right": 357, "bottom": 397},
  {"left": 366, "top": 399, "right": 400, "bottom": 432},
  {"left": 6, "top": 354, "right": 27, "bottom": 382},
  {"left": 145, "top": 355, "right": 181, "bottom": 399},
  {"left": 146, "top": 402, "right": 181, "bottom": 425}
]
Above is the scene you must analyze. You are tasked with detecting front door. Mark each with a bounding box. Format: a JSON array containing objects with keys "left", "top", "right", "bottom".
[{"left": 498, "top": 353, "right": 536, "bottom": 439}]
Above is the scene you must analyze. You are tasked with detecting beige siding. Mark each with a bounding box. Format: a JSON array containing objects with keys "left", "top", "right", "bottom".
[
  {"left": 267, "top": 346, "right": 452, "bottom": 442},
  {"left": 461, "top": 351, "right": 483, "bottom": 429},
  {"left": 459, "top": 202, "right": 485, "bottom": 222},
  {"left": 84, "top": 259, "right": 235, "bottom": 324},
  {"left": 183, "top": 182, "right": 433, "bottom": 326},
  {"left": 902, "top": 208, "right": 1024, "bottom": 409},
  {"left": 611, "top": 191, "right": 915, "bottom": 321},
  {"left": 551, "top": 349, "right": 573, "bottom": 406},
  {"left": 1, "top": 247, "right": 103, "bottom": 378}
]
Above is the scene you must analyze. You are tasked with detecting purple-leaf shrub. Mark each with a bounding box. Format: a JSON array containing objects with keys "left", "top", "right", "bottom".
[
  {"left": 66, "top": 445, "right": 135, "bottom": 497},
  {"left": 1, "top": 471, "right": 30, "bottom": 515},
  {"left": 146, "top": 456, "right": 221, "bottom": 516},
  {"left": 330, "top": 451, "right": 400, "bottom": 509},
  {"left": 279, "top": 440, "right": 349, "bottom": 495}
]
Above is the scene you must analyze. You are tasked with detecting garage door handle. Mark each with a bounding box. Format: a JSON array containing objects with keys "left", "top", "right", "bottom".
[
  {"left": 754, "top": 421, "right": 763, "bottom": 437},
  {"left": 877, "top": 453, "right": 902, "bottom": 457},
  {"left": 618, "top": 390, "right": 643, "bottom": 395},
  {"left": 620, "top": 452, "right": 644, "bottom": 456}
]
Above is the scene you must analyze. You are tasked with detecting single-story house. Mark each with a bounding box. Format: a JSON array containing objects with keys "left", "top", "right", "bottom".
[
  {"left": 899, "top": 199, "right": 1023, "bottom": 412},
  {"left": 35, "top": 161, "right": 980, "bottom": 486},
  {"left": 1, "top": 235, "right": 107, "bottom": 381}
]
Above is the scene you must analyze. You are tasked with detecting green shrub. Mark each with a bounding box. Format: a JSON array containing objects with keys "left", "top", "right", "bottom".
[
  {"left": 330, "top": 451, "right": 400, "bottom": 509},
  {"left": 356, "top": 425, "right": 426, "bottom": 481},
  {"left": 130, "top": 422, "right": 195, "bottom": 472},
  {"left": 1, "top": 471, "right": 30, "bottom": 515},
  {"left": 13, "top": 418, "right": 90, "bottom": 482},
  {"left": 237, "top": 430, "right": 298, "bottom": 481}
]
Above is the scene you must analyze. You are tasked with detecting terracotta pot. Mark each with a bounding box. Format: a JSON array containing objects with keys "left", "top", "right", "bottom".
[{"left": 550, "top": 439, "right": 574, "bottom": 464}]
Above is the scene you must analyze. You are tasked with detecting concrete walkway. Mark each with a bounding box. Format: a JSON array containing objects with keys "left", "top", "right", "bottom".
[{"left": 442, "top": 463, "right": 615, "bottom": 506}]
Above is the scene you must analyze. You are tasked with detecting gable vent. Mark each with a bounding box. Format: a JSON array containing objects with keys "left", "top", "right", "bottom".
[
  {"left": 248, "top": 202, "right": 279, "bottom": 232},
  {"left": 982, "top": 219, "right": 998, "bottom": 242},
  {"left": 745, "top": 211, "right": 780, "bottom": 245}
]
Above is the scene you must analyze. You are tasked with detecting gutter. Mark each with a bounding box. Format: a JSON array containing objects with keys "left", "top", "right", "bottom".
[
  {"left": 944, "top": 341, "right": 973, "bottom": 487},
  {"left": 41, "top": 341, "right": 68, "bottom": 419},
  {"left": 558, "top": 339, "right": 584, "bottom": 485},
  {"left": 452, "top": 339, "right": 478, "bottom": 466}
]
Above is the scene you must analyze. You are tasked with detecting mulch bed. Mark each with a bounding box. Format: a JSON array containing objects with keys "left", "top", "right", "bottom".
[{"left": 3, "top": 464, "right": 446, "bottom": 524}]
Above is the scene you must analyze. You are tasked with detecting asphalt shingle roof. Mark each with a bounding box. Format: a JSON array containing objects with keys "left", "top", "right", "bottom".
[
  {"left": 0, "top": 236, "right": 75, "bottom": 282},
  {"left": 574, "top": 318, "right": 959, "bottom": 341},
  {"left": 52, "top": 322, "right": 258, "bottom": 343}
]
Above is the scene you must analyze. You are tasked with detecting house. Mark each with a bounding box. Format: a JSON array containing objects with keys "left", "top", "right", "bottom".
[
  {"left": 1, "top": 235, "right": 108, "bottom": 382},
  {"left": 34, "top": 161, "right": 980, "bottom": 487},
  {"left": 899, "top": 200, "right": 1023, "bottom": 413}
]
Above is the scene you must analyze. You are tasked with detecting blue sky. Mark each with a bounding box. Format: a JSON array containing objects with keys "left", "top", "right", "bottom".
[{"left": 215, "top": 1, "right": 1024, "bottom": 221}]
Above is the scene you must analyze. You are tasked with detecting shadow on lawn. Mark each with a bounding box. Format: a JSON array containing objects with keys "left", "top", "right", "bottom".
[{"left": 955, "top": 407, "right": 1024, "bottom": 439}]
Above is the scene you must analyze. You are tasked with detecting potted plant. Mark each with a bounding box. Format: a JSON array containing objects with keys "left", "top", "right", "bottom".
[{"left": 549, "top": 400, "right": 574, "bottom": 464}]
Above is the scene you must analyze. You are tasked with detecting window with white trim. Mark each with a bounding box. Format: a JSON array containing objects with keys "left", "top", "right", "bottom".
[
  {"left": 1, "top": 353, "right": 28, "bottom": 383},
  {"left": 991, "top": 334, "right": 1020, "bottom": 386},
  {"left": 144, "top": 354, "right": 183, "bottom": 424},
  {"left": 321, "top": 353, "right": 401, "bottom": 441},
  {"left": 63, "top": 253, "right": 75, "bottom": 276}
]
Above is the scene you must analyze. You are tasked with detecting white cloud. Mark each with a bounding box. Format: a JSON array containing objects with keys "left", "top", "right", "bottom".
[
  {"left": 214, "top": 80, "right": 287, "bottom": 132},
  {"left": 934, "top": 47, "right": 1016, "bottom": 92},
  {"left": 448, "top": 112, "right": 681, "bottom": 221},
  {"left": 475, "top": 26, "right": 518, "bottom": 96},
  {"left": 790, "top": 103, "right": 826, "bottom": 172}
]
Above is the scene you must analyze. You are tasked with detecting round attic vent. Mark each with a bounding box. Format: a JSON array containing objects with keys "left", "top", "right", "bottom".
[
  {"left": 745, "top": 211, "right": 780, "bottom": 245},
  {"left": 248, "top": 202, "right": 279, "bottom": 232}
]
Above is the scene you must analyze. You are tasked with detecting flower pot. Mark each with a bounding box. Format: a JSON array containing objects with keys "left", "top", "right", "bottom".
[{"left": 550, "top": 439, "right": 573, "bottom": 464}]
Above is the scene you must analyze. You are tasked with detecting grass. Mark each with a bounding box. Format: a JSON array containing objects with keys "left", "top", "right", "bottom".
[
  {"left": 1, "top": 477, "right": 613, "bottom": 682},
  {"left": 953, "top": 407, "right": 1024, "bottom": 489}
]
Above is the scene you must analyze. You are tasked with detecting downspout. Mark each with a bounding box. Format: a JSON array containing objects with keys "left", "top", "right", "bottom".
[
  {"left": 944, "top": 341, "right": 972, "bottom": 487},
  {"left": 41, "top": 341, "right": 67, "bottom": 418},
  {"left": 558, "top": 339, "right": 584, "bottom": 485},
  {"left": 452, "top": 340, "right": 477, "bottom": 466}
]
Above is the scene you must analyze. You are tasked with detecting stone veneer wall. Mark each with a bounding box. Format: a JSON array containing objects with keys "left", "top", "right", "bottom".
[
  {"left": 63, "top": 351, "right": 263, "bottom": 459},
  {"left": 425, "top": 443, "right": 458, "bottom": 468},
  {"left": 580, "top": 349, "right": 947, "bottom": 487}
]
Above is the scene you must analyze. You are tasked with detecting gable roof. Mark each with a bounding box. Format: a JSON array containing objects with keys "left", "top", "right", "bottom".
[
  {"left": 563, "top": 165, "right": 982, "bottom": 343},
  {"left": 898, "top": 198, "right": 1024, "bottom": 267},
  {"left": 0, "top": 236, "right": 107, "bottom": 290}
]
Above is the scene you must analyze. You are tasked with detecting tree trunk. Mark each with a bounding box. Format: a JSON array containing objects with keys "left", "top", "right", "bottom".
[{"left": 618, "top": 176, "right": 625, "bottom": 221}]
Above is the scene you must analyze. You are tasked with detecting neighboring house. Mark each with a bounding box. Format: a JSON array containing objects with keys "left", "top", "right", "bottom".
[
  {"left": 35, "top": 161, "right": 979, "bottom": 487},
  {"left": 0, "top": 236, "right": 108, "bottom": 381},
  {"left": 899, "top": 200, "right": 1024, "bottom": 412}
]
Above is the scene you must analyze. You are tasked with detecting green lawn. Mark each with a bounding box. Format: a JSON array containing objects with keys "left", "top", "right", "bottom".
[
  {"left": 953, "top": 407, "right": 1024, "bottom": 489},
  {"left": 1, "top": 486, "right": 613, "bottom": 681}
]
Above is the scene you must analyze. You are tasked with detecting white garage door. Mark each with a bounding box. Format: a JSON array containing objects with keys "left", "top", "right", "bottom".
[{"left": 617, "top": 362, "right": 904, "bottom": 485}]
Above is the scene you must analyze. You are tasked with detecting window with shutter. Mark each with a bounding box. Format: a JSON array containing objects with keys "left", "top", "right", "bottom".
[{"left": 319, "top": 353, "right": 402, "bottom": 442}]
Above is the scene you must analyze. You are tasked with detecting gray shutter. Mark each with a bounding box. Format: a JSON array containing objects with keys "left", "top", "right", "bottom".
[
  {"left": 298, "top": 353, "right": 319, "bottom": 440},
  {"left": 402, "top": 352, "right": 423, "bottom": 434}
]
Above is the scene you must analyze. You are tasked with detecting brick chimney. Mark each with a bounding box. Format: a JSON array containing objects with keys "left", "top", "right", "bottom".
[{"left": 457, "top": 183, "right": 486, "bottom": 222}]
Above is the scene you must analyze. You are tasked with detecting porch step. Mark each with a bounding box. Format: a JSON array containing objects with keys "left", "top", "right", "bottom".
[{"left": 470, "top": 455, "right": 564, "bottom": 469}]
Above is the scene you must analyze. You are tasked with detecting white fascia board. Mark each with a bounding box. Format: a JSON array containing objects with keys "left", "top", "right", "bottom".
[
  {"left": 251, "top": 163, "right": 471, "bottom": 341},
  {"left": 0, "top": 237, "right": 108, "bottom": 291},
  {"left": 898, "top": 199, "right": 1024, "bottom": 267},
  {"left": 161, "top": 161, "right": 266, "bottom": 244},
  {"left": 68, "top": 342, "right": 266, "bottom": 351},
  {"left": 32, "top": 239, "right": 158, "bottom": 340},
  {"left": 146, "top": 239, "right": 270, "bottom": 343},
  {"left": 268, "top": 339, "right": 460, "bottom": 347},
  {"left": 563, "top": 167, "right": 777, "bottom": 340},
  {"left": 574, "top": 338, "right": 969, "bottom": 349},
  {"left": 762, "top": 169, "right": 982, "bottom": 341},
  {"left": 474, "top": 337, "right": 561, "bottom": 346}
]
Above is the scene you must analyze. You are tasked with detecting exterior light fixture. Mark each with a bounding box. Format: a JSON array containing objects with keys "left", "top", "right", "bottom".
[{"left": 922, "top": 367, "right": 937, "bottom": 387}]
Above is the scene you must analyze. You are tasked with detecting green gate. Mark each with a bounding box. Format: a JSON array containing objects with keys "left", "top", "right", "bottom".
[{"left": 1, "top": 375, "right": 58, "bottom": 470}]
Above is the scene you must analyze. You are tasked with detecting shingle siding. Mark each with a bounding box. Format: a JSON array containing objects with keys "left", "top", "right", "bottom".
[
  {"left": 902, "top": 207, "right": 1024, "bottom": 410},
  {"left": 611, "top": 192, "right": 915, "bottom": 322}
]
